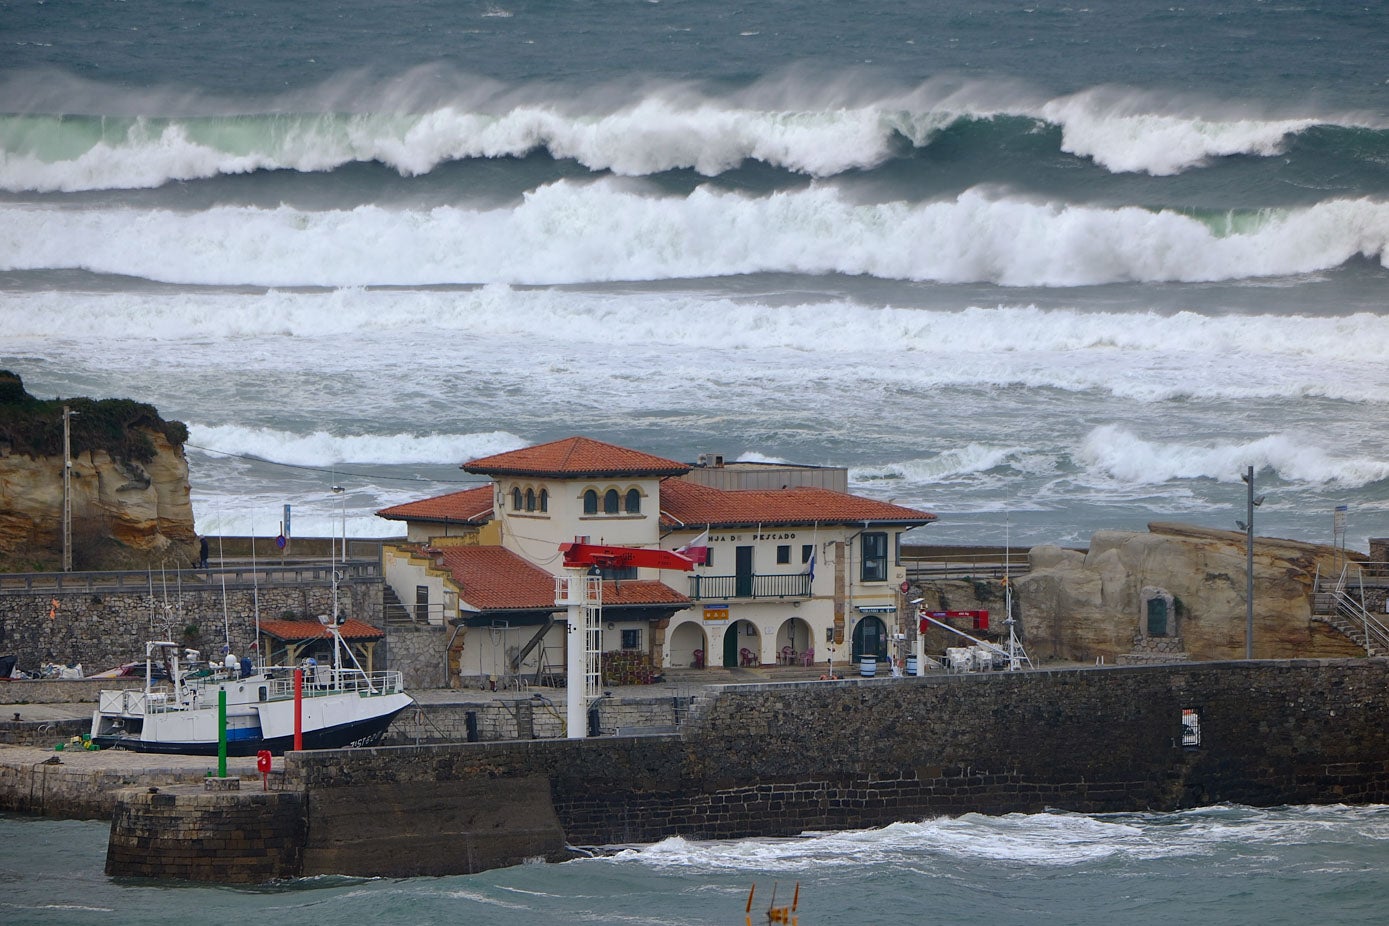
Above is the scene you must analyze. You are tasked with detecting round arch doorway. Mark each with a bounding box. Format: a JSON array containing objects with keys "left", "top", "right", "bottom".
[
  {"left": 669, "top": 619, "right": 709, "bottom": 669},
  {"left": 722, "top": 620, "right": 759, "bottom": 667}
]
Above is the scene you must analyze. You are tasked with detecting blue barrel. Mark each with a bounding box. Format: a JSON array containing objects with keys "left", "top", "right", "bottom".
[
  {"left": 906, "top": 655, "right": 919, "bottom": 676},
  {"left": 860, "top": 655, "right": 877, "bottom": 677}
]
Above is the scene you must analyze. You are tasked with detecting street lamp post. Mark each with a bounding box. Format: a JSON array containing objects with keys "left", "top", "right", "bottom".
[{"left": 1237, "top": 466, "right": 1265, "bottom": 659}]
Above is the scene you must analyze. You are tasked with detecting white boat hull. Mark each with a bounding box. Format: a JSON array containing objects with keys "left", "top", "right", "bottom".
[{"left": 90, "top": 665, "right": 413, "bottom": 755}]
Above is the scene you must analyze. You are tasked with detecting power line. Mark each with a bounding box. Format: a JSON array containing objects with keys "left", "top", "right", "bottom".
[{"left": 184, "top": 443, "right": 484, "bottom": 486}]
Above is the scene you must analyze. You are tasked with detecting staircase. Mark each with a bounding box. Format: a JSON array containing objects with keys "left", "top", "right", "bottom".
[
  {"left": 382, "top": 584, "right": 415, "bottom": 625},
  {"left": 1311, "top": 564, "right": 1389, "bottom": 657}
]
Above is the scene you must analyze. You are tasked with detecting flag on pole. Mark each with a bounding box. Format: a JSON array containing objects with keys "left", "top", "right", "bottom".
[
  {"left": 676, "top": 529, "right": 710, "bottom": 565},
  {"left": 803, "top": 549, "right": 816, "bottom": 582}
]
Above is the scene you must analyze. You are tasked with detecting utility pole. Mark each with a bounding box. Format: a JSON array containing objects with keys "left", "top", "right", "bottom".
[
  {"left": 62, "top": 405, "right": 76, "bottom": 572},
  {"left": 1238, "top": 466, "right": 1265, "bottom": 659}
]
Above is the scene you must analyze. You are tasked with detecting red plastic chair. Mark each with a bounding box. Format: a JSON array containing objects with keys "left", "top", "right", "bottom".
[
  {"left": 800, "top": 646, "right": 815, "bottom": 667},
  {"left": 692, "top": 648, "right": 704, "bottom": 669},
  {"left": 740, "top": 647, "right": 756, "bottom": 667},
  {"left": 780, "top": 645, "right": 794, "bottom": 665}
]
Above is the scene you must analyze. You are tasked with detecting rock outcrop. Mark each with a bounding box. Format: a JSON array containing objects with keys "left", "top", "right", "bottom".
[
  {"left": 0, "top": 372, "right": 195, "bottom": 571},
  {"left": 1015, "top": 522, "right": 1363, "bottom": 663}
]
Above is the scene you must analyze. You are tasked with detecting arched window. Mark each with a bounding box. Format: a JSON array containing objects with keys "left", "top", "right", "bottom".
[
  {"left": 525, "top": 488, "right": 536, "bottom": 512},
  {"left": 539, "top": 489, "right": 549, "bottom": 513},
  {"left": 625, "top": 488, "right": 641, "bottom": 514},
  {"left": 511, "top": 487, "right": 522, "bottom": 511},
  {"left": 603, "top": 489, "right": 620, "bottom": 514},
  {"left": 583, "top": 489, "right": 598, "bottom": 514}
]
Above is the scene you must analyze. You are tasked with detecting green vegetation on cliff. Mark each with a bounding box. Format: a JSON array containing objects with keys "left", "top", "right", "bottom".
[{"left": 0, "top": 371, "right": 189, "bottom": 463}]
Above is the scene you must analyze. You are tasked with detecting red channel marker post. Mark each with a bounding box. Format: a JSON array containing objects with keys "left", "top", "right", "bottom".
[{"left": 293, "top": 667, "right": 304, "bottom": 751}]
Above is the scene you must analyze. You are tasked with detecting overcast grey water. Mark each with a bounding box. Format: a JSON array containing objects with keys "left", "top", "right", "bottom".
[
  {"left": 3, "top": 2, "right": 1389, "bottom": 917},
  {"left": 4, "top": 803, "right": 1389, "bottom": 926}
]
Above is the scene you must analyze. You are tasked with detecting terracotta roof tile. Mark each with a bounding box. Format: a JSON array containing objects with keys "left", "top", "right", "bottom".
[
  {"left": 659, "top": 478, "right": 935, "bottom": 528},
  {"left": 463, "top": 436, "right": 690, "bottom": 478},
  {"left": 258, "top": 618, "right": 384, "bottom": 641},
  {"left": 433, "top": 546, "right": 557, "bottom": 612},
  {"left": 601, "top": 579, "right": 690, "bottom": 606},
  {"left": 376, "top": 485, "right": 493, "bottom": 524},
  {"left": 431, "top": 546, "right": 689, "bottom": 612}
]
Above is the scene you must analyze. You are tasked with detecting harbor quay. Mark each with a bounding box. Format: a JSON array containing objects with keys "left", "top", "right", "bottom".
[{"left": 4, "top": 659, "right": 1389, "bottom": 883}]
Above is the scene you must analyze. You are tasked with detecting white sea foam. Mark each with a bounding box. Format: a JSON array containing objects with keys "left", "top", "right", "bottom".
[
  {"left": 4, "top": 184, "right": 1389, "bottom": 288},
  {"left": 1040, "top": 88, "right": 1320, "bottom": 175},
  {"left": 0, "top": 77, "right": 1373, "bottom": 191},
  {"left": 850, "top": 444, "right": 1039, "bottom": 484},
  {"left": 5, "top": 289, "right": 1387, "bottom": 406},
  {"left": 619, "top": 811, "right": 1237, "bottom": 872},
  {"left": 187, "top": 424, "right": 525, "bottom": 466},
  {"left": 1076, "top": 425, "right": 1389, "bottom": 488}
]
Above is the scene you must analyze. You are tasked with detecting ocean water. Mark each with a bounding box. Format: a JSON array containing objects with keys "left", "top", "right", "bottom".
[
  {"left": 3, "top": 1, "right": 1388, "bottom": 553},
  {"left": 4, "top": 804, "right": 1389, "bottom": 926}
]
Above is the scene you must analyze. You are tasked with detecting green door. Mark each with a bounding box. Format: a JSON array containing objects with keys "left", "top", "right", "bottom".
[
  {"left": 723, "top": 624, "right": 741, "bottom": 667},
  {"left": 1147, "top": 598, "right": 1168, "bottom": 636}
]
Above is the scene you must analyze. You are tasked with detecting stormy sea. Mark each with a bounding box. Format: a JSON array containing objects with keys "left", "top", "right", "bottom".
[{"left": 2, "top": 3, "right": 1388, "bottom": 918}]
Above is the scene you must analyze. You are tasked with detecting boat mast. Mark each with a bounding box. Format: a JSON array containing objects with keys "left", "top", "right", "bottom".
[
  {"left": 251, "top": 520, "right": 261, "bottom": 670},
  {"left": 1002, "top": 515, "right": 1032, "bottom": 671}
]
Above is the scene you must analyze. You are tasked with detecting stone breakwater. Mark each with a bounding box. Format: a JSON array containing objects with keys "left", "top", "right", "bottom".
[
  {"left": 285, "top": 659, "right": 1389, "bottom": 867},
  {"left": 4, "top": 660, "right": 1387, "bottom": 883}
]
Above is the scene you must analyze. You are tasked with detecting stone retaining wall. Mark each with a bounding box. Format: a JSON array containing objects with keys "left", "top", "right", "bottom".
[
  {"left": 0, "top": 585, "right": 378, "bottom": 673},
  {"left": 0, "top": 678, "right": 141, "bottom": 705},
  {"left": 288, "top": 660, "right": 1389, "bottom": 860}
]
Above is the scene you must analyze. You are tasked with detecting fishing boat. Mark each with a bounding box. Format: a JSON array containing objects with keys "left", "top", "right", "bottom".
[{"left": 89, "top": 623, "right": 412, "bottom": 756}]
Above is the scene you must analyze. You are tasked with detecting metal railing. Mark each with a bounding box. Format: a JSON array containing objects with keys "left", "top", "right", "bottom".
[
  {"left": 903, "top": 555, "right": 1031, "bottom": 582},
  {"left": 104, "top": 666, "right": 407, "bottom": 715},
  {"left": 688, "top": 573, "right": 812, "bottom": 600},
  {"left": 1327, "top": 564, "right": 1389, "bottom": 656},
  {"left": 0, "top": 559, "right": 381, "bottom": 595}
]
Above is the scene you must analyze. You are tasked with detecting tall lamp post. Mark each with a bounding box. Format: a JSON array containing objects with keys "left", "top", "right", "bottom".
[{"left": 1236, "top": 466, "right": 1265, "bottom": 659}]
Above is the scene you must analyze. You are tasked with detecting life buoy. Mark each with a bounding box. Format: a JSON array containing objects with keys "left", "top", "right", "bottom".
[{"left": 256, "top": 750, "right": 272, "bottom": 774}]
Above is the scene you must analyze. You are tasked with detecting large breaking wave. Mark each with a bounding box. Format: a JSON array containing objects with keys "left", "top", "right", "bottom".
[
  {"left": 2, "top": 76, "right": 1384, "bottom": 191},
  {"left": 4, "top": 183, "right": 1387, "bottom": 286}
]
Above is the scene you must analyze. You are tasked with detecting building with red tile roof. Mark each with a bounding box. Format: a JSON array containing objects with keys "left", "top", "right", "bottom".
[
  {"left": 464, "top": 436, "right": 690, "bottom": 479},
  {"left": 377, "top": 485, "right": 494, "bottom": 543},
  {"left": 378, "top": 436, "right": 935, "bottom": 689}
]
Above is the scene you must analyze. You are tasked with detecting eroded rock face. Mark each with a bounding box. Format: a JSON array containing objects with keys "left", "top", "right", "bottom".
[
  {"left": 0, "top": 431, "right": 195, "bottom": 570},
  {"left": 1014, "top": 522, "right": 1362, "bottom": 663}
]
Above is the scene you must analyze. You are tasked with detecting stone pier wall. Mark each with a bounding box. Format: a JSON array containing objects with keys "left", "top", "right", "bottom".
[
  {"left": 81, "top": 659, "right": 1389, "bottom": 882},
  {"left": 106, "top": 786, "right": 306, "bottom": 883},
  {"left": 283, "top": 660, "right": 1389, "bottom": 871}
]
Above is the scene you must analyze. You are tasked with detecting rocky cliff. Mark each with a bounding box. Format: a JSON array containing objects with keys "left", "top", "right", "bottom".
[
  {"left": 1015, "top": 521, "right": 1362, "bottom": 663},
  {"left": 0, "top": 372, "right": 196, "bottom": 571}
]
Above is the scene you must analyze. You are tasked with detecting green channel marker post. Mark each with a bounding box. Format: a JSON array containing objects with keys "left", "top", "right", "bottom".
[{"left": 218, "top": 688, "right": 227, "bottom": 777}]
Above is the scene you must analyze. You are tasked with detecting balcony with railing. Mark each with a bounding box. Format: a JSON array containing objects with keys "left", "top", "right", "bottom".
[{"left": 688, "top": 573, "right": 812, "bottom": 600}]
